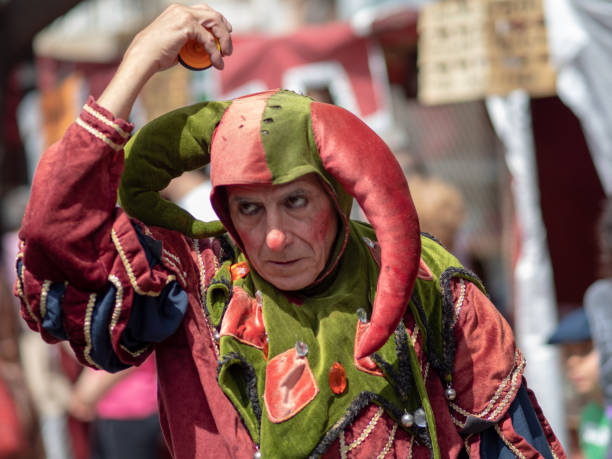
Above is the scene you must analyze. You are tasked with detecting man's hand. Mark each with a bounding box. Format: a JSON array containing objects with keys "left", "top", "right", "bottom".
[
  {"left": 98, "top": 3, "right": 232, "bottom": 120},
  {"left": 127, "top": 3, "right": 233, "bottom": 73}
]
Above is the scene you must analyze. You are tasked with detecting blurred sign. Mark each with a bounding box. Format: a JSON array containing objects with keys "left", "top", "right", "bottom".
[{"left": 418, "top": 0, "right": 557, "bottom": 105}]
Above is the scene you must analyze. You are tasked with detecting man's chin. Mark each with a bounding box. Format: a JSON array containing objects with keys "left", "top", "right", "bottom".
[
  {"left": 264, "top": 272, "right": 313, "bottom": 291},
  {"left": 255, "top": 260, "right": 320, "bottom": 290}
]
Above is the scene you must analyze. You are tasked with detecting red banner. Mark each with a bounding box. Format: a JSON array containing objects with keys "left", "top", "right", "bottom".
[{"left": 206, "top": 22, "right": 392, "bottom": 132}]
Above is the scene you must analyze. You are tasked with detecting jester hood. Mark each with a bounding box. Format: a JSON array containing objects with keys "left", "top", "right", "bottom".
[{"left": 119, "top": 89, "right": 420, "bottom": 359}]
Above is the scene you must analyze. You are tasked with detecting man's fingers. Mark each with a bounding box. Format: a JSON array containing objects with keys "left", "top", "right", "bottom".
[
  {"left": 197, "top": 10, "right": 233, "bottom": 56},
  {"left": 193, "top": 25, "right": 225, "bottom": 69},
  {"left": 220, "top": 14, "right": 233, "bottom": 33},
  {"left": 196, "top": 5, "right": 233, "bottom": 31},
  {"left": 208, "top": 22, "right": 233, "bottom": 56},
  {"left": 188, "top": 5, "right": 233, "bottom": 65}
]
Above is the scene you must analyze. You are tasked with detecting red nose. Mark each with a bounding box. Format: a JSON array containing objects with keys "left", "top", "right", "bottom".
[{"left": 266, "top": 229, "right": 286, "bottom": 251}]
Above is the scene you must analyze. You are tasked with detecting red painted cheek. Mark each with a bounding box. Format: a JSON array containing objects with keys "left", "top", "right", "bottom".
[
  {"left": 311, "top": 207, "right": 336, "bottom": 243},
  {"left": 237, "top": 229, "right": 259, "bottom": 256}
]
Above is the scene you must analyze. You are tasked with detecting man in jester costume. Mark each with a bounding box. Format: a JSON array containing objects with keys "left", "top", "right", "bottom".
[{"left": 16, "top": 4, "right": 565, "bottom": 458}]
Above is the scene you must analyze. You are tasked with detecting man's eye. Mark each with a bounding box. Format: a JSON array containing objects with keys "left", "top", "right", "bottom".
[
  {"left": 286, "top": 195, "right": 307, "bottom": 209},
  {"left": 238, "top": 202, "right": 261, "bottom": 216}
]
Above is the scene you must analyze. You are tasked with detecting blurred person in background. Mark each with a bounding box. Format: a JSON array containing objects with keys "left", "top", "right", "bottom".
[
  {"left": 1, "top": 186, "right": 30, "bottom": 286},
  {"left": 68, "top": 354, "right": 168, "bottom": 459},
  {"left": 407, "top": 175, "right": 465, "bottom": 253},
  {"left": 391, "top": 147, "right": 464, "bottom": 253},
  {"left": 2, "top": 186, "right": 73, "bottom": 459},
  {"left": 549, "top": 308, "right": 610, "bottom": 458},
  {"left": 0, "top": 273, "right": 43, "bottom": 458},
  {"left": 13, "top": 3, "right": 566, "bottom": 458},
  {"left": 585, "top": 196, "right": 612, "bottom": 458}
]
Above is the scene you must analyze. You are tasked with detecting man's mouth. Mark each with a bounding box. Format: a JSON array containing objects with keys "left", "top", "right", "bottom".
[{"left": 269, "top": 259, "right": 300, "bottom": 266}]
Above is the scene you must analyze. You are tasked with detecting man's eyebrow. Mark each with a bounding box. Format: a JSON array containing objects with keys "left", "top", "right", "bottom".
[
  {"left": 228, "top": 195, "right": 256, "bottom": 204},
  {"left": 283, "top": 186, "right": 312, "bottom": 196}
]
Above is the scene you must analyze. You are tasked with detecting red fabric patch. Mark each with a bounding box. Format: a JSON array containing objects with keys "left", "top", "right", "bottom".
[
  {"left": 220, "top": 286, "right": 267, "bottom": 354},
  {"left": 265, "top": 347, "right": 318, "bottom": 423},
  {"left": 353, "top": 320, "right": 383, "bottom": 376},
  {"left": 210, "top": 91, "right": 274, "bottom": 189},
  {"left": 230, "top": 262, "right": 250, "bottom": 280}
]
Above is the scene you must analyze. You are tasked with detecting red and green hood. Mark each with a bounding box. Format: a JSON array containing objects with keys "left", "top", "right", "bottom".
[
  {"left": 208, "top": 90, "right": 352, "bottom": 286},
  {"left": 120, "top": 88, "right": 420, "bottom": 358}
]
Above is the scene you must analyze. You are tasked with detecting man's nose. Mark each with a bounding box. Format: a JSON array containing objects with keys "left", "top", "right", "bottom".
[
  {"left": 264, "top": 207, "right": 291, "bottom": 251},
  {"left": 266, "top": 229, "right": 287, "bottom": 251}
]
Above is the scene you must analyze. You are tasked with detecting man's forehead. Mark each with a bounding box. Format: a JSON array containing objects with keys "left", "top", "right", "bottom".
[{"left": 226, "top": 174, "right": 323, "bottom": 199}]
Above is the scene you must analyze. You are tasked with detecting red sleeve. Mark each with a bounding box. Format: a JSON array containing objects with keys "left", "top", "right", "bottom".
[
  {"left": 20, "top": 97, "right": 133, "bottom": 290},
  {"left": 449, "top": 279, "right": 564, "bottom": 458},
  {"left": 15, "top": 98, "right": 196, "bottom": 369},
  {"left": 450, "top": 279, "right": 524, "bottom": 425}
]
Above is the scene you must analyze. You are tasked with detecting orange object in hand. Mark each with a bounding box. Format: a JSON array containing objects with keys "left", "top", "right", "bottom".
[{"left": 178, "top": 38, "right": 220, "bottom": 71}]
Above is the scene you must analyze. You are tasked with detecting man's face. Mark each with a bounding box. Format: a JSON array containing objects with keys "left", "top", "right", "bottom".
[{"left": 227, "top": 174, "right": 338, "bottom": 291}]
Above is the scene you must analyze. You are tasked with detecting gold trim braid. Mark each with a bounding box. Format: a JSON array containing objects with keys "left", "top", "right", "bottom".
[
  {"left": 76, "top": 118, "right": 122, "bottom": 152},
  {"left": 83, "top": 104, "right": 129, "bottom": 138},
  {"left": 83, "top": 293, "right": 102, "bottom": 369}
]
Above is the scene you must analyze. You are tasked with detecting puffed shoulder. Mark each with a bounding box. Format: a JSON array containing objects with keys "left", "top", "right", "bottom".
[{"left": 448, "top": 280, "right": 524, "bottom": 433}]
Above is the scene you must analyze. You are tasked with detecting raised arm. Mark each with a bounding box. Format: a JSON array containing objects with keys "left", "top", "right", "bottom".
[
  {"left": 98, "top": 3, "right": 232, "bottom": 119},
  {"left": 16, "top": 4, "right": 232, "bottom": 370}
]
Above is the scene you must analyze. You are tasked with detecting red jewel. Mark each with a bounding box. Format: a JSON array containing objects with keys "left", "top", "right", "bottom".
[{"left": 329, "top": 362, "right": 347, "bottom": 395}]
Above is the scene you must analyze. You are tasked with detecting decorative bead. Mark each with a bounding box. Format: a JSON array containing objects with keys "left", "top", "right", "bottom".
[
  {"left": 255, "top": 290, "right": 263, "bottom": 307},
  {"left": 445, "top": 386, "right": 457, "bottom": 401},
  {"left": 254, "top": 449, "right": 262, "bottom": 459},
  {"left": 295, "top": 341, "right": 309, "bottom": 357},
  {"left": 363, "top": 237, "right": 376, "bottom": 248},
  {"left": 328, "top": 362, "right": 347, "bottom": 395},
  {"left": 414, "top": 408, "right": 427, "bottom": 428},
  {"left": 213, "top": 331, "right": 221, "bottom": 341},
  {"left": 356, "top": 308, "right": 368, "bottom": 324},
  {"left": 401, "top": 412, "right": 414, "bottom": 427}
]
